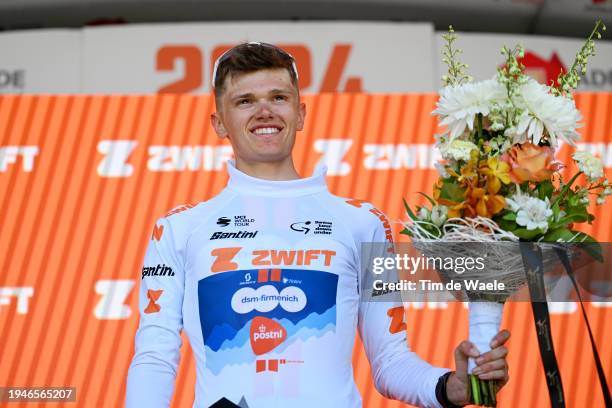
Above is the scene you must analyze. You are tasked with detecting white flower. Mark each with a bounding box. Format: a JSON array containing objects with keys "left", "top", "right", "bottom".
[
  {"left": 431, "top": 205, "right": 448, "bottom": 226},
  {"left": 515, "top": 197, "right": 553, "bottom": 231},
  {"left": 573, "top": 150, "right": 604, "bottom": 181},
  {"left": 505, "top": 187, "right": 531, "bottom": 212},
  {"left": 418, "top": 207, "right": 431, "bottom": 220},
  {"left": 504, "top": 126, "right": 528, "bottom": 145},
  {"left": 440, "top": 139, "right": 479, "bottom": 161},
  {"left": 434, "top": 162, "right": 450, "bottom": 178},
  {"left": 488, "top": 135, "right": 512, "bottom": 154},
  {"left": 434, "top": 133, "right": 449, "bottom": 152},
  {"left": 514, "top": 79, "right": 582, "bottom": 147},
  {"left": 433, "top": 79, "right": 507, "bottom": 139}
]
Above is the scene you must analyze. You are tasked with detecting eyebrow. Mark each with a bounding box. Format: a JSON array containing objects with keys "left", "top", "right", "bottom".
[{"left": 230, "top": 89, "right": 294, "bottom": 101}]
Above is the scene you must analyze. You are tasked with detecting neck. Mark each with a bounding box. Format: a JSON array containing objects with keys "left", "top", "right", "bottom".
[{"left": 234, "top": 157, "right": 300, "bottom": 180}]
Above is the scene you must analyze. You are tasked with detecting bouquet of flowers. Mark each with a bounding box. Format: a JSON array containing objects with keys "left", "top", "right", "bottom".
[{"left": 402, "top": 21, "right": 609, "bottom": 407}]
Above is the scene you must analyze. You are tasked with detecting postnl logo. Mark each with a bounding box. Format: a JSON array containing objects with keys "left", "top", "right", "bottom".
[{"left": 249, "top": 316, "right": 287, "bottom": 356}]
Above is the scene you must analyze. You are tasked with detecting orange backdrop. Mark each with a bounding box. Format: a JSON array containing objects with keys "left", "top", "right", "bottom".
[{"left": 0, "top": 93, "right": 611, "bottom": 408}]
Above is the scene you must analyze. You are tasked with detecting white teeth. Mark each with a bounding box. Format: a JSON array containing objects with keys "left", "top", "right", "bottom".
[{"left": 253, "top": 127, "right": 280, "bottom": 135}]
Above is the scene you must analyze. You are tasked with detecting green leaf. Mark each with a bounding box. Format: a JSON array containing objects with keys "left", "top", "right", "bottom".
[
  {"left": 512, "top": 227, "right": 545, "bottom": 240},
  {"left": 537, "top": 180, "right": 554, "bottom": 200},
  {"left": 550, "top": 213, "right": 590, "bottom": 229},
  {"left": 570, "top": 231, "right": 603, "bottom": 262},
  {"left": 501, "top": 212, "right": 517, "bottom": 221},
  {"left": 568, "top": 194, "right": 581, "bottom": 207},
  {"left": 400, "top": 227, "right": 413, "bottom": 237},
  {"left": 551, "top": 171, "right": 582, "bottom": 208},
  {"left": 552, "top": 202, "right": 560, "bottom": 220},
  {"left": 418, "top": 192, "right": 437, "bottom": 206},
  {"left": 438, "top": 179, "right": 466, "bottom": 203},
  {"left": 403, "top": 198, "right": 418, "bottom": 221},
  {"left": 559, "top": 205, "right": 594, "bottom": 227},
  {"left": 543, "top": 228, "right": 575, "bottom": 242},
  {"left": 497, "top": 218, "right": 518, "bottom": 232}
]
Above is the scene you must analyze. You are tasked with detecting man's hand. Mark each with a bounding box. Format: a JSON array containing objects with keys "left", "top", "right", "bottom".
[{"left": 445, "top": 330, "right": 510, "bottom": 406}]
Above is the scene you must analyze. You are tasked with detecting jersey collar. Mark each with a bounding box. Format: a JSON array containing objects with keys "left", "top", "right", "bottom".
[{"left": 226, "top": 160, "right": 328, "bottom": 197}]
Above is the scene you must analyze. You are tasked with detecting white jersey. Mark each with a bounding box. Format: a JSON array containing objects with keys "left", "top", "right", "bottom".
[{"left": 126, "top": 161, "right": 448, "bottom": 408}]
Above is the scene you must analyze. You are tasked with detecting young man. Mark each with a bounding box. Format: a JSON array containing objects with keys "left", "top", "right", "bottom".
[{"left": 126, "top": 42, "right": 510, "bottom": 408}]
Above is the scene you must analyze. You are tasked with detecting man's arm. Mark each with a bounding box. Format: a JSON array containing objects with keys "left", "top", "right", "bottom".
[
  {"left": 126, "top": 217, "right": 185, "bottom": 408},
  {"left": 358, "top": 299, "right": 450, "bottom": 407},
  {"left": 355, "top": 206, "right": 449, "bottom": 407},
  {"left": 355, "top": 206, "right": 509, "bottom": 407}
]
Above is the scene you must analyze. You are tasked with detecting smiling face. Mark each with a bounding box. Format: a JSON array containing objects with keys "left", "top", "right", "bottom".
[{"left": 211, "top": 68, "right": 306, "bottom": 178}]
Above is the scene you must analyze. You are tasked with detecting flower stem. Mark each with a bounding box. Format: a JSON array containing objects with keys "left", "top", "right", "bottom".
[
  {"left": 471, "top": 374, "right": 482, "bottom": 405},
  {"left": 482, "top": 376, "right": 490, "bottom": 405},
  {"left": 551, "top": 171, "right": 582, "bottom": 208},
  {"left": 469, "top": 375, "right": 499, "bottom": 407},
  {"left": 488, "top": 380, "right": 496, "bottom": 406}
]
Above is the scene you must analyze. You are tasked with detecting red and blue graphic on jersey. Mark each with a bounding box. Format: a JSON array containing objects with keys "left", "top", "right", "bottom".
[{"left": 198, "top": 268, "right": 338, "bottom": 375}]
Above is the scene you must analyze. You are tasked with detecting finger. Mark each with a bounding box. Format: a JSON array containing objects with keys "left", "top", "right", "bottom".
[
  {"left": 455, "top": 340, "right": 479, "bottom": 376},
  {"left": 490, "top": 329, "right": 511, "bottom": 348},
  {"left": 475, "top": 346, "right": 508, "bottom": 365},
  {"left": 500, "top": 372, "right": 510, "bottom": 387},
  {"left": 477, "top": 369, "right": 507, "bottom": 381},
  {"left": 472, "top": 359, "right": 507, "bottom": 375}
]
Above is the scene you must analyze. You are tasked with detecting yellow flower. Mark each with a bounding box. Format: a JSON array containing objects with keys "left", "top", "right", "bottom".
[
  {"left": 447, "top": 202, "right": 466, "bottom": 218},
  {"left": 480, "top": 157, "right": 512, "bottom": 194},
  {"left": 466, "top": 186, "right": 506, "bottom": 218}
]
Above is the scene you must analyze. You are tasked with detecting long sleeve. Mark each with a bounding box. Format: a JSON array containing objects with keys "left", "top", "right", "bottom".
[
  {"left": 126, "top": 216, "right": 185, "bottom": 408},
  {"left": 356, "top": 208, "right": 449, "bottom": 408}
]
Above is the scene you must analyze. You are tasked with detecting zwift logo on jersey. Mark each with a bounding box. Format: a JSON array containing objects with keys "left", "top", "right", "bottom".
[
  {"left": 141, "top": 264, "right": 174, "bottom": 279},
  {"left": 210, "top": 231, "right": 258, "bottom": 240}
]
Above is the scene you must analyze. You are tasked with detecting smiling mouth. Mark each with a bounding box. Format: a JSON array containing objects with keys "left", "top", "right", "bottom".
[{"left": 250, "top": 126, "right": 283, "bottom": 136}]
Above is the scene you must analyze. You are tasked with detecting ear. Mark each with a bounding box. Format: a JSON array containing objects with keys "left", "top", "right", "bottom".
[
  {"left": 211, "top": 111, "right": 228, "bottom": 138},
  {"left": 296, "top": 102, "right": 306, "bottom": 131}
]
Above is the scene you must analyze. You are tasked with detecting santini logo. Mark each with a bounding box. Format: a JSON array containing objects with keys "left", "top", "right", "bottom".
[
  {"left": 141, "top": 264, "right": 175, "bottom": 279},
  {"left": 217, "top": 217, "right": 231, "bottom": 227},
  {"left": 210, "top": 231, "right": 258, "bottom": 240}
]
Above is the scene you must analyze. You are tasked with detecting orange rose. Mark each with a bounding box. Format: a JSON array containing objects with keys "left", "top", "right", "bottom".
[{"left": 501, "top": 142, "right": 558, "bottom": 184}]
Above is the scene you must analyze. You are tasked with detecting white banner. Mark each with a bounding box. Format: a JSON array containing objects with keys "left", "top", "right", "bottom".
[
  {"left": 0, "top": 29, "right": 80, "bottom": 94},
  {"left": 2, "top": 22, "right": 611, "bottom": 94},
  {"left": 435, "top": 31, "right": 612, "bottom": 91},
  {"left": 80, "top": 22, "right": 436, "bottom": 94}
]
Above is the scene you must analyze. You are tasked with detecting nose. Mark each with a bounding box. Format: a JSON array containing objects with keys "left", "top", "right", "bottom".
[{"left": 254, "top": 100, "right": 274, "bottom": 119}]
